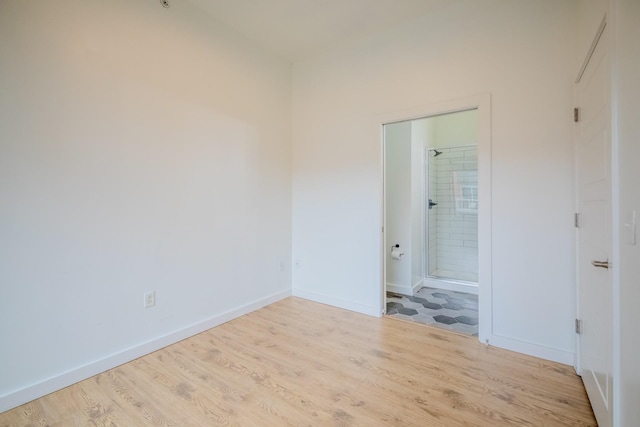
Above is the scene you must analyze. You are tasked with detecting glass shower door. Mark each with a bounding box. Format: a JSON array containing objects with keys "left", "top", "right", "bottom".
[{"left": 425, "top": 145, "right": 478, "bottom": 283}]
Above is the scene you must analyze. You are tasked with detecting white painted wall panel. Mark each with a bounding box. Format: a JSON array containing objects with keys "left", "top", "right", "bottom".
[
  {"left": 384, "top": 122, "right": 412, "bottom": 291},
  {"left": 0, "top": 0, "right": 292, "bottom": 407},
  {"left": 292, "top": 0, "right": 578, "bottom": 357}
]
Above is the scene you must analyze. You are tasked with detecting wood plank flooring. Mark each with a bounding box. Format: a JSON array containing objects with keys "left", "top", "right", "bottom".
[{"left": 0, "top": 297, "right": 596, "bottom": 426}]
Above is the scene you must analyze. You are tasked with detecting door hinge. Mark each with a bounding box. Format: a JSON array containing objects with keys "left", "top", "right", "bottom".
[
  {"left": 575, "top": 319, "right": 583, "bottom": 334},
  {"left": 574, "top": 213, "right": 582, "bottom": 228},
  {"left": 574, "top": 107, "right": 580, "bottom": 123}
]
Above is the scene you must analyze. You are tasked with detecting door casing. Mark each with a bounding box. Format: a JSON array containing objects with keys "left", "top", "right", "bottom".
[{"left": 377, "top": 94, "right": 492, "bottom": 344}]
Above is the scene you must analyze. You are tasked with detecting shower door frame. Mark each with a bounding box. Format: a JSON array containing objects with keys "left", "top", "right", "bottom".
[{"left": 379, "top": 94, "right": 492, "bottom": 345}]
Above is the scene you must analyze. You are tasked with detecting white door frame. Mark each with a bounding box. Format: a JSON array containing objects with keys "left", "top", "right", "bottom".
[{"left": 378, "top": 94, "right": 492, "bottom": 344}]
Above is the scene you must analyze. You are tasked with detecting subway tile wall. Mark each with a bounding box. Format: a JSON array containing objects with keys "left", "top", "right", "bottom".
[{"left": 427, "top": 145, "right": 478, "bottom": 282}]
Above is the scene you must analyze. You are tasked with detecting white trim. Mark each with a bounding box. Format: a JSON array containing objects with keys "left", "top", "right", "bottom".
[
  {"left": 379, "top": 121, "right": 387, "bottom": 315},
  {"left": 476, "top": 95, "right": 493, "bottom": 346},
  {"left": 376, "top": 93, "right": 492, "bottom": 345},
  {"left": 386, "top": 280, "right": 422, "bottom": 296},
  {"left": 0, "top": 289, "right": 292, "bottom": 413},
  {"left": 488, "top": 334, "right": 575, "bottom": 366},
  {"left": 293, "top": 288, "right": 381, "bottom": 317},
  {"left": 423, "top": 277, "right": 479, "bottom": 295},
  {"left": 608, "top": 2, "right": 620, "bottom": 425}
]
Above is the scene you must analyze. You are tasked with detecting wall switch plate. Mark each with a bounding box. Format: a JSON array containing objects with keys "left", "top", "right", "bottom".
[
  {"left": 144, "top": 291, "right": 155, "bottom": 308},
  {"left": 279, "top": 262, "right": 285, "bottom": 272},
  {"left": 624, "top": 210, "right": 637, "bottom": 245}
]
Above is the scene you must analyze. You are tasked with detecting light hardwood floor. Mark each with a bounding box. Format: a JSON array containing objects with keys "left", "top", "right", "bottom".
[{"left": 0, "top": 297, "right": 596, "bottom": 426}]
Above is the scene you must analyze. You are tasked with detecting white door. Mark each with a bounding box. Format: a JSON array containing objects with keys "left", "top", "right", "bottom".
[{"left": 576, "top": 23, "right": 612, "bottom": 427}]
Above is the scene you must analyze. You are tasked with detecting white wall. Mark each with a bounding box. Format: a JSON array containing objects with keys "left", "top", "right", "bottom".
[
  {"left": 432, "top": 110, "right": 478, "bottom": 149},
  {"left": 613, "top": 0, "right": 640, "bottom": 424},
  {"left": 384, "top": 122, "right": 412, "bottom": 292},
  {"left": 292, "top": 0, "right": 578, "bottom": 361},
  {"left": 384, "top": 119, "right": 426, "bottom": 295},
  {"left": 0, "top": 0, "right": 292, "bottom": 410}
]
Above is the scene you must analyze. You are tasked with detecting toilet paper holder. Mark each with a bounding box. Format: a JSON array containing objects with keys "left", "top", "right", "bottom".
[{"left": 391, "top": 244, "right": 404, "bottom": 259}]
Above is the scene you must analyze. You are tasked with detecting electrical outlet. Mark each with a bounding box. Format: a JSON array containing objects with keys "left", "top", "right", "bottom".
[
  {"left": 144, "top": 291, "right": 155, "bottom": 308},
  {"left": 279, "top": 262, "right": 285, "bottom": 272}
]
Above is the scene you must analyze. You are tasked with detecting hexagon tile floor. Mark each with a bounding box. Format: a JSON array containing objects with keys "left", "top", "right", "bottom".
[{"left": 386, "top": 286, "right": 478, "bottom": 336}]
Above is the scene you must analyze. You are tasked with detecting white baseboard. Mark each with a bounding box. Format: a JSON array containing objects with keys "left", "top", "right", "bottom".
[
  {"left": 487, "top": 334, "right": 575, "bottom": 366},
  {"left": 386, "top": 281, "right": 422, "bottom": 296},
  {"left": 0, "top": 289, "right": 292, "bottom": 414},
  {"left": 292, "top": 288, "right": 381, "bottom": 317}
]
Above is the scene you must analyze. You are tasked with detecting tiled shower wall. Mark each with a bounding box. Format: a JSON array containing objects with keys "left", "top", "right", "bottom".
[{"left": 427, "top": 145, "right": 478, "bottom": 282}]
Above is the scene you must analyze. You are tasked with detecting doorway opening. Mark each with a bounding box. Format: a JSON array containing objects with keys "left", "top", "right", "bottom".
[
  {"left": 379, "top": 95, "right": 491, "bottom": 343},
  {"left": 384, "top": 109, "right": 479, "bottom": 335}
]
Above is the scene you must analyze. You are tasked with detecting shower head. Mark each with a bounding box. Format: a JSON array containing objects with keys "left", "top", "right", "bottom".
[{"left": 433, "top": 149, "right": 443, "bottom": 157}]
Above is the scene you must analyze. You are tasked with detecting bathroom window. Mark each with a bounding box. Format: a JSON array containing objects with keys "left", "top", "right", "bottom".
[{"left": 456, "top": 185, "right": 478, "bottom": 213}]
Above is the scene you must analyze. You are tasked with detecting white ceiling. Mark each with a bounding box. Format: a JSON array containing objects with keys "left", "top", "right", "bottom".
[{"left": 185, "top": 0, "right": 459, "bottom": 62}]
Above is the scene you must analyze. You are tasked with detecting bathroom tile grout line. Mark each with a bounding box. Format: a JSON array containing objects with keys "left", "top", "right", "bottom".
[{"left": 385, "top": 286, "right": 478, "bottom": 336}]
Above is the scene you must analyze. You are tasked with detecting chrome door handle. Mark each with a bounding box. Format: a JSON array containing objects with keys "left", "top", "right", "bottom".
[{"left": 591, "top": 259, "right": 610, "bottom": 269}]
